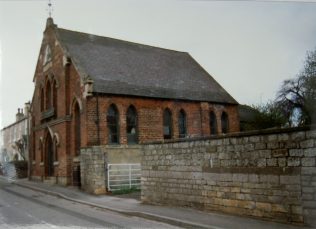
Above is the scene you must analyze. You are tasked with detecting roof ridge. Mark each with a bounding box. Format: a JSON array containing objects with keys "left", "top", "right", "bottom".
[{"left": 57, "top": 27, "right": 188, "bottom": 55}]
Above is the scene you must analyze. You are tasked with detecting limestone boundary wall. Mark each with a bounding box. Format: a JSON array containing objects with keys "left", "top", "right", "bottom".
[{"left": 141, "top": 127, "right": 316, "bottom": 225}]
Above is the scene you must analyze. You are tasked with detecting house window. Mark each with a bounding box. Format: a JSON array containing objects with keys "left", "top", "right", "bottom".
[
  {"left": 163, "top": 108, "right": 172, "bottom": 139},
  {"left": 210, "top": 111, "right": 217, "bottom": 135},
  {"left": 107, "top": 104, "right": 119, "bottom": 144},
  {"left": 178, "top": 109, "right": 186, "bottom": 138},
  {"left": 126, "top": 106, "right": 138, "bottom": 144},
  {"left": 221, "top": 112, "right": 229, "bottom": 134}
]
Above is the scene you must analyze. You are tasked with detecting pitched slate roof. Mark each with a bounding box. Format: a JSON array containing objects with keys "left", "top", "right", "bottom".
[{"left": 56, "top": 27, "right": 238, "bottom": 104}]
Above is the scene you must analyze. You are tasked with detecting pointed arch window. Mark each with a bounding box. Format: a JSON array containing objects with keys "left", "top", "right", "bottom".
[
  {"left": 52, "top": 79, "right": 57, "bottom": 114},
  {"left": 53, "top": 136, "right": 58, "bottom": 161},
  {"left": 210, "top": 111, "right": 217, "bottom": 135},
  {"left": 32, "top": 118, "right": 36, "bottom": 161},
  {"left": 74, "top": 103, "right": 81, "bottom": 156},
  {"left": 40, "top": 140, "right": 44, "bottom": 162},
  {"left": 163, "top": 108, "right": 173, "bottom": 139},
  {"left": 40, "top": 88, "right": 44, "bottom": 112},
  {"left": 126, "top": 106, "right": 138, "bottom": 144},
  {"left": 45, "top": 134, "right": 54, "bottom": 176},
  {"left": 45, "top": 80, "right": 52, "bottom": 109},
  {"left": 178, "top": 109, "right": 187, "bottom": 138},
  {"left": 221, "top": 112, "right": 229, "bottom": 134},
  {"left": 107, "top": 104, "right": 119, "bottom": 144}
]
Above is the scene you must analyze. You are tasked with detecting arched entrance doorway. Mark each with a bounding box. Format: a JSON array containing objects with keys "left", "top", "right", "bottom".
[
  {"left": 72, "top": 101, "right": 81, "bottom": 187},
  {"left": 45, "top": 133, "right": 54, "bottom": 177}
]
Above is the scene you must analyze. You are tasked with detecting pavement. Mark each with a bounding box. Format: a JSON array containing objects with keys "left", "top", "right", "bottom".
[{"left": 1, "top": 176, "right": 311, "bottom": 229}]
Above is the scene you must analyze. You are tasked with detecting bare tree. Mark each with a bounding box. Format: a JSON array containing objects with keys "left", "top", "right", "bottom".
[
  {"left": 276, "top": 49, "right": 316, "bottom": 126},
  {"left": 14, "top": 135, "right": 27, "bottom": 161}
]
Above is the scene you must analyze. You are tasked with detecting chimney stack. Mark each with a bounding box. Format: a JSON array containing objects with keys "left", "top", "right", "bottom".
[
  {"left": 24, "top": 102, "right": 31, "bottom": 117},
  {"left": 16, "top": 108, "right": 24, "bottom": 122}
]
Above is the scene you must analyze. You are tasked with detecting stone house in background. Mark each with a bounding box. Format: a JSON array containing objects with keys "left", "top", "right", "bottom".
[
  {"left": 30, "top": 17, "right": 239, "bottom": 187},
  {"left": 0, "top": 104, "right": 30, "bottom": 162}
]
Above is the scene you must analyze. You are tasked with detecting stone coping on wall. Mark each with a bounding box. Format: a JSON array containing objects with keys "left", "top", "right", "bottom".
[{"left": 142, "top": 125, "right": 316, "bottom": 145}]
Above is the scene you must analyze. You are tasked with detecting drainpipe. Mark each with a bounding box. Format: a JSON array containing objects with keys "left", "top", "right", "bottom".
[{"left": 27, "top": 114, "right": 31, "bottom": 180}]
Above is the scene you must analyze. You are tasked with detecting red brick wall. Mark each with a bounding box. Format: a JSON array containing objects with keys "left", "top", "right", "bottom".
[
  {"left": 31, "top": 25, "right": 84, "bottom": 184},
  {"left": 85, "top": 96, "right": 240, "bottom": 145}
]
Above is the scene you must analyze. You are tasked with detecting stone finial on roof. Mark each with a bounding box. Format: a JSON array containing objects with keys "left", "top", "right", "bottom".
[{"left": 46, "top": 17, "right": 55, "bottom": 29}]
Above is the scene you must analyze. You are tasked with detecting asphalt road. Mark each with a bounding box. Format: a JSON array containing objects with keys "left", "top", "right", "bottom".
[{"left": 0, "top": 179, "right": 180, "bottom": 229}]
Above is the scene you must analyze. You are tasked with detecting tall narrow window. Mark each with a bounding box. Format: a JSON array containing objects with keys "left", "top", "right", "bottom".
[
  {"left": 107, "top": 104, "right": 119, "bottom": 144},
  {"left": 126, "top": 106, "right": 138, "bottom": 144},
  {"left": 53, "top": 136, "right": 58, "bottom": 161},
  {"left": 40, "top": 88, "right": 44, "bottom": 111},
  {"left": 45, "top": 134, "right": 54, "bottom": 176},
  {"left": 221, "top": 112, "right": 229, "bottom": 134},
  {"left": 40, "top": 140, "right": 43, "bottom": 162},
  {"left": 45, "top": 80, "right": 52, "bottom": 109},
  {"left": 210, "top": 111, "right": 217, "bottom": 135},
  {"left": 178, "top": 109, "right": 186, "bottom": 138},
  {"left": 52, "top": 79, "right": 57, "bottom": 114},
  {"left": 163, "top": 108, "right": 172, "bottom": 139},
  {"left": 32, "top": 118, "right": 36, "bottom": 161},
  {"left": 74, "top": 103, "right": 81, "bottom": 156}
]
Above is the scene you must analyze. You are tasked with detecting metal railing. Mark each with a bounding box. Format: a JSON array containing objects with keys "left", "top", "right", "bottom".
[{"left": 107, "top": 163, "right": 141, "bottom": 191}]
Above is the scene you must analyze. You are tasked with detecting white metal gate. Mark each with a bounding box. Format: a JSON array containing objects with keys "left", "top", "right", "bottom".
[{"left": 107, "top": 163, "right": 141, "bottom": 191}]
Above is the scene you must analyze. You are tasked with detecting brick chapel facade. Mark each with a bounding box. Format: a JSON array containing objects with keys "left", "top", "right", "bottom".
[{"left": 30, "top": 18, "right": 239, "bottom": 185}]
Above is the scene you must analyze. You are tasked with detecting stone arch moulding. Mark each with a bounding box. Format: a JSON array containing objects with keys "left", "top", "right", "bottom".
[
  {"left": 53, "top": 133, "right": 60, "bottom": 147},
  {"left": 39, "top": 137, "right": 44, "bottom": 150},
  {"left": 70, "top": 96, "right": 83, "bottom": 115},
  {"left": 49, "top": 72, "right": 60, "bottom": 88},
  {"left": 46, "top": 126, "right": 54, "bottom": 141}
]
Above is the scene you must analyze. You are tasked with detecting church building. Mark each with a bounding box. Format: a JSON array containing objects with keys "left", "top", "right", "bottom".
[{"left": 30, "top": 18, "right": 239, "bottom": 187}]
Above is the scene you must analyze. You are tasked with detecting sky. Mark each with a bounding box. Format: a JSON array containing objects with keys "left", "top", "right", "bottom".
[{"left": 0, "top": 0, "right": 316, "bottom": 128}]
